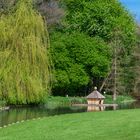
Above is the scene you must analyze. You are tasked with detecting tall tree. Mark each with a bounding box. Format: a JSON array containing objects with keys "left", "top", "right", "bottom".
[
  {"left": 51, "top": 32, "right": 111, "bottom": 96},
  {"left": 0, "top": 0, "right": 51, "bottom": 104},
  {"left": 132, "top": 25, "right": 140, "bottom": 96},
  {"left": 61, "top": 0, "right": 136, "bottom": 96}
]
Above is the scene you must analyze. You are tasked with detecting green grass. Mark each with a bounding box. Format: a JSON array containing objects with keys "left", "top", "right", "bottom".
[
  {"left": 43, "top": 95, "right": 134, "bottom": 107},
  {"left": 1, "top": 109, "right": 140, "bottom": 140},
  {"left": 104, "top": 95, "right": 135, "bottom": 104},
  {"left": 42, "top": 96, "right": 87, "bottom": 108}
]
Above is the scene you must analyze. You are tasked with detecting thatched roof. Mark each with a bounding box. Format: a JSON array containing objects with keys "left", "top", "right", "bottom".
[{"left": 87, "top": 89, "right": 105, "bottom": 99}]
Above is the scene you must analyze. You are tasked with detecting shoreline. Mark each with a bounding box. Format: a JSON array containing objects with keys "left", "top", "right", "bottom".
[
  {"left": 0, "top": 106, "right": 10, "bottom": 111},
  {"left": 72, "top": 103, "right": 118, "bottom": 107}
]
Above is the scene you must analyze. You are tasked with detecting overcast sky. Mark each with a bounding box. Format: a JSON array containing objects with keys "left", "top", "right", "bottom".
[{"left": 120, "top": 0, "right": 140, "bottom": 22}]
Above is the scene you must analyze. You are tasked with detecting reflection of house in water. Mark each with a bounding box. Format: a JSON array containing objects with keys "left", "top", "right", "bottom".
[
  {"left": 86, "top": 87, "right": 106, "bottom": 111},
  {"left": 87, "top": 105, "right": 105, "bottom": 112},
  {"left": 72, "top": 87, "right": 118, "bottom": 112}
]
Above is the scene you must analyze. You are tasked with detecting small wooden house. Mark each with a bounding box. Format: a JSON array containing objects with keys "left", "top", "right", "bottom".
[{"left": 87, "top": 87, "right": 105, "bottom": 105}]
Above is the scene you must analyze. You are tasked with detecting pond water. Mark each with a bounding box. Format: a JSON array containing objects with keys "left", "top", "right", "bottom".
[{"left": 1, "top": 101, "right": 140, "bottom": 127}]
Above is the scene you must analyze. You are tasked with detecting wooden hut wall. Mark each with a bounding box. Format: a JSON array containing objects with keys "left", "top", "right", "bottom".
[{"left": 87, "top": 99, "right": 104, "bottom": 105}]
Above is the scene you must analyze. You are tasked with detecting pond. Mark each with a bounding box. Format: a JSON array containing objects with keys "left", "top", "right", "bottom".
[{"left": 1, "top": 101, "right": 140, "bottom": 127}]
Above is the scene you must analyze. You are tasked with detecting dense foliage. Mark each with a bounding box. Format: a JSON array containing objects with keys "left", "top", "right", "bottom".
[
  {"left": 0, "top": 0, "right": 51, "bottom": 104},
  {"left": 0, "top": 0, "right": 137, "bottom": 104},
  {"left": 63, "top": 0, "right": 136, "bottom": 45},
  {"left": 132, "top": 25, "right": 140, "bottom": 95},
  {"left": 50, "top": 0, "right": 136, "bottom": 96},
  {"left": 51, "top": 32, "right": 111, "bottom": 96}
]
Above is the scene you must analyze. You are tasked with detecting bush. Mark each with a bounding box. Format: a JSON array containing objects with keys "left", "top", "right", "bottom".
[
  {"left": 104, "top": 95, "right": 134, "bottom": 104},
  {"left": 0, "top": 100, "right": 6, "bottom": 107},
  {"left": 43, "top": 96, "right": 87, "bottom": 107}
]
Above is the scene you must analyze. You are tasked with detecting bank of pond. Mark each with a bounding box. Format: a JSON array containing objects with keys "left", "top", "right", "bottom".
[
  {"left": 0, "top": 95, "right": 134, "bottom": 108},
  {"left": 1, "top": 109, "right": 140, "bottom": 140},
  {"left": 0, "top": 95, "right": 139, "bottom": 127}
]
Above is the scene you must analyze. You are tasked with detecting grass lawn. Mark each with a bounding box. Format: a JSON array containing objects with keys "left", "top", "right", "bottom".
[{"left": 1, "top": 109, "right": 140, "bottom": 140}]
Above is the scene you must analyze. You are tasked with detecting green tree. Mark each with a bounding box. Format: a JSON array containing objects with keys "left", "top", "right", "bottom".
[
  {"left": 0, "top": 0, "right": 16, "bottom": 14},
  {"left": 51, "top": 32, "right": 111, "bottom": 96},
  {"left": 59, "top": 0, "right": 136, "bottom": 96},
  {"left": 0, "top": 0, "right": 51, "bottom": 104},
  {"left": 63, "top": 0, "right": 136, "bottom": 49}
]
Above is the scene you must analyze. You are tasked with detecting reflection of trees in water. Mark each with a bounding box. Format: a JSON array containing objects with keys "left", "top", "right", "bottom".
[
  {"left": 118, "top": 101, "right": 140, "bottom": 110},
  {"left": 1, "top": 102, "right": 140, "bottom": 127},
  {"left": 0, "top": 107, "right": 46, "bottom": 126},
  {"left": 0, "top": 106, "right": 87, "bottom": 127},
  {"left": 131, "top": 101, "right": 140, "bottom": 108}
]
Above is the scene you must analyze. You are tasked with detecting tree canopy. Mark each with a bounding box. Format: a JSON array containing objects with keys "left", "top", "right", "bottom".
[
  {"left": 64, "top": 0, "right": 136, "bottom": 46},
  {"left": 51, "top": 32, "right": 111, "bottom": 96},
  {"left": 0, "top": 0, "right": 51, "bottom": 104},
  {"left": 0, "top": 0, "right": 137, "bottom": 104},
  {"left": 50, "top": 0, "right": 136, "bottom": 96}
]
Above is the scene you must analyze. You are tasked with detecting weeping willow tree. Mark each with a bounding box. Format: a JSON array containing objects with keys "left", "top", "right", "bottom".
[{"left": 0, "top": 0, "right": 51, "bottom": 104}]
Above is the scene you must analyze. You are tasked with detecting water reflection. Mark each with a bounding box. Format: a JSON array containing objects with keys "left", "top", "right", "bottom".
[
  {"left": 0, "top": 106, "right": 87, "bottom": 127},
  {"left": 1, "top": 101, "right": 140, "bottom": 127},
  {"left": 118, "top": 101, "right": 140, "bottom": 110},
  {"left": 87, "top": 106, "right": 105, "bottom": 112}
]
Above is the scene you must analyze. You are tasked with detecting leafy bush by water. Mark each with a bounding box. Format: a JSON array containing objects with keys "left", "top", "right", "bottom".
[
  {"left": 43, "top": 96, "right": 87, "bottom": 107},
  {"left": 104, "top": 95, "right": 134, "bottom": 104},
  {"left": 0, "top": 100, "right": 6, "bottom": 107},
  {"left": 43, "top": 95, "right": 134, "bottom": 107}
]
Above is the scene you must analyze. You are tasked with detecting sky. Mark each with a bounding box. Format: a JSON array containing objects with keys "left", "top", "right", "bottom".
[{"left": 120, "top": 0, "right": 140, "bottom": 22}]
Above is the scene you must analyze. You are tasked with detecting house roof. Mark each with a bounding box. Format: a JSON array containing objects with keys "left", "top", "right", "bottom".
[{"left": 87, "top": 89, "right": 105, "bottom": 99}]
